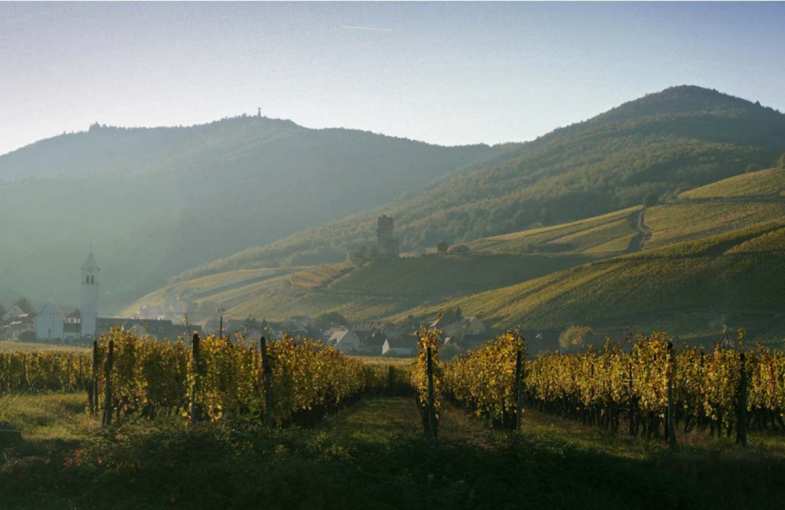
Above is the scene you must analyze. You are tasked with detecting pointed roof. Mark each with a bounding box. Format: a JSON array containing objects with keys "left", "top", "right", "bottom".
[{"left": 81, "top": 251, "right": 100, "bottom": 273}]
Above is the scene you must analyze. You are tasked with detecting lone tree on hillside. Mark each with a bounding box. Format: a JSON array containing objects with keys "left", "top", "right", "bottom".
[
  {"left": 559, "top": 325, "right": 597, "bottom": 352},
  {"left": 643, "top": 193, "right": 659, "bottom": 206}
]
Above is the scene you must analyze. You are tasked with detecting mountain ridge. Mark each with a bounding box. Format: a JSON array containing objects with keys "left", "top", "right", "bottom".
[
  {"left": 0, "top": 115, "right": 499, "bottom": 309},
  {"left": 0, "top": 115, "right": 496, "bottom": 182},
  {"left": 181, "top": 85, "right": 785, "bottom": 280}
]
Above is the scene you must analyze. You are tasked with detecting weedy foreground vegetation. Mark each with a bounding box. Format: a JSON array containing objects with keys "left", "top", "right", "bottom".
[
  {"left": 2, "top": 332, "right": 785, "bottom": 510},
  {"left": 2, "top": 393, "right": 785, "bottom": 510}
]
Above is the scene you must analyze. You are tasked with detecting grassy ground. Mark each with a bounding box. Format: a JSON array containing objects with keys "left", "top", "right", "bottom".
[
  {"left": 1, "top": 392, "right": 784, "bottom": 509},
  {"left": 0, "top": 340, "right": 89, "bottom": 353},
  {"left": 349, "top": 355, "right": 415, "bottom": 366},
  {"left": 0, "top": 393, "right": 94, "bottom": 442}
]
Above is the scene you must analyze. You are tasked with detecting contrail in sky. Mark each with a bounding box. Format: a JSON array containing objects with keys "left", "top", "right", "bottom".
[{"left": 340, "top": 24, "right": 393, "bottom": 33}]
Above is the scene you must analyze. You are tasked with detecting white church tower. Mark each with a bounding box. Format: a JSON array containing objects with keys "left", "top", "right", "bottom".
[{"left": 80, "top": 251, "right": 100, "bottom": 338}]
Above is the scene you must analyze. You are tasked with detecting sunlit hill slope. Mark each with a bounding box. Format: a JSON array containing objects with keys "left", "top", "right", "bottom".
[{"left": 128, "top": 166, "right": 785, "bottom": 342}]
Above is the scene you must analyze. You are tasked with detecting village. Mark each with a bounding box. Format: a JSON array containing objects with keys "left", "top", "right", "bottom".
[
  {"left": 202, "top": 306, "right": 488, "bottom": 358},
  {"left": 0, "top": 216, "right": 491, "bottom": 358},
  {"left": 0, "top": 294, "right": 490, "bottom": 359}
]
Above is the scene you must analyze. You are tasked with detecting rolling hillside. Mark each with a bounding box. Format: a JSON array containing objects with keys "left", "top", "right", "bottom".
[
  {"left": 463, "top": 187, "right": 785, "bottom": 256},
  {"left": 391, "top": 168, "right": 785, "bottom": 340},
  {"left": 185, "top": 85, "right": 785, "bottom": 279},
  {"left": 450, "top": 164, "right": 784, "bottom": 254},
  {"left": 396, "top": 221, "right": 785, "bottom": 342},
  {"left": 128, "top": 165, "right": 785, "bottom": 337},
  {"left": 0, "top": 116, "right": 496, "bottom": 309}
]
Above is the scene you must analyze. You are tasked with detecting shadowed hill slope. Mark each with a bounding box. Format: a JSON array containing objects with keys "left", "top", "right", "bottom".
[
  {"left": 0, "top": 116, "right": 496, "bottom": 308},
  {"left": 187, "top": 86, "right": 785, "bottom": 279}
]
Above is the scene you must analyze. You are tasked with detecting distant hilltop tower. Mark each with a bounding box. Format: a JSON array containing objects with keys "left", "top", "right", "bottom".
[
  {"left": 80, "top": 250, "right": 100, "bottom": 339},
  {"left": 376, "top": 215, "right": 400, "bottom": 258}
]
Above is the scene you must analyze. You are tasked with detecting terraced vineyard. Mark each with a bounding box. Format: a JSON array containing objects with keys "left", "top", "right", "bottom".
[
  {"left": 464, "top": 169, "right": 785, "bottom": 257},
  {"left": 399, "top": 222, "right": 785, "bottom": 340},
  {"left": 466, "top": 206, "right": 643, "bottom": 256},
  {"left": 126, "top": 253, "right": 590, "bottom": 323},
  {"left": 680, "top": 168, "right": 785, "bottom": 199}
]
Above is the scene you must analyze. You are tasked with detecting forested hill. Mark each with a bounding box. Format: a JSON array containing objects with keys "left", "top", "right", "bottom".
[
  {"left": 0, "top": 116, "right": 496, "bottom": 309},
  {"left": 192, "top": 85, "right": 785, "bottom": 277}
]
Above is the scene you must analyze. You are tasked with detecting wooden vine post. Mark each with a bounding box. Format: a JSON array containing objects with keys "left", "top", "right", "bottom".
[
  {"left": 88, "top": 340, "right": 99, "bottom": 415},
  {"left": 101, "top": 339, "right": 114, "bottom": 427},
  {"left": 628, "top": 361, "right": 636, "bottom": 436},
  {"left": 666, "top": 341, "right": 677, "bottom": 449},
  {"left": 514, "top": 345, "right": 524, "bottom": 431},
  {"left": 736, "top": 352, "right": 748, "bottom": 447},
  {"left": 260, "top": 336, "right": 274, "bottom": 425},
  {"left": 425, "top": 345, "right": 437, "bottom": 442},
  {"left": 387, "top": 365, "right": 395, "bottom": 394},
  {"left": 190, "top": 333, "right": 203, "bottom": 424}
]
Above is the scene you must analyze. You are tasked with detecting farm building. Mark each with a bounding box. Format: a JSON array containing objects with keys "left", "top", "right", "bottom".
[
  {"left": 34, "top": 304, "right": 64, "bottom": 340},
  {"left": 382, "top": 334, "right": 418, "bottom": 356},
  {"left": 326, "top": 327, "right": 361, "bottom": 353}
]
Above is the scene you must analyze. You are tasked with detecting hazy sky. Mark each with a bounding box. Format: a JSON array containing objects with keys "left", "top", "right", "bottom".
[{"left": 2, "top": 2, "right": 784, "bottom": 155}]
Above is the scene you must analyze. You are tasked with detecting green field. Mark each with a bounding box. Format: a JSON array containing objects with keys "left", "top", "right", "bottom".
[{"left": 1, "top": 391, "right": 784, "bottom": 509}]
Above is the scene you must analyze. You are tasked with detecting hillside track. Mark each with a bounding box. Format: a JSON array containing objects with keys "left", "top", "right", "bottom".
[{"left": 626, "top": 207, "right": 652, "bottom": 252}]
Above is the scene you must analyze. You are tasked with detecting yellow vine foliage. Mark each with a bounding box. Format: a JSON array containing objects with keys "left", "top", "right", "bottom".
[
  {"left": 442, "top": 332, "right": 769, "bottom": 433},
  {"left": 0, "top": 351, "right": 89, "bottom": 393},
  {"left": 444, "top": 331, "right": 525, "bottom": 422},
  {"left": 411, "top": 327, "right": 443, "bottom": 415},
  {"left": 94, "top": 328, "right": 368, "bottom": 424}
]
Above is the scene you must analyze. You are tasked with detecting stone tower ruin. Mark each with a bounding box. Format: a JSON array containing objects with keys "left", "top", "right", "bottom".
[{"left": 376, "top": 215, "right": 400, "bottom": 258}]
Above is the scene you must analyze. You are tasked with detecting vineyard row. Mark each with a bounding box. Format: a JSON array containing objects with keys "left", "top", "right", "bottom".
[
  {"left": 1, "top": 328, "right": 411, "bottom": 426},
  {"left": 436, "top": 331, "right": 785, "bottom": 444}
]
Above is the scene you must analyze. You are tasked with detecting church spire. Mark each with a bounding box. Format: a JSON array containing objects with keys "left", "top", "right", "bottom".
[
  {"left": 81, "top": 250, "right": 100, "bottom": 274},
  {"left": 80, "top": 248, "right": 100, "bottom": 338}
]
